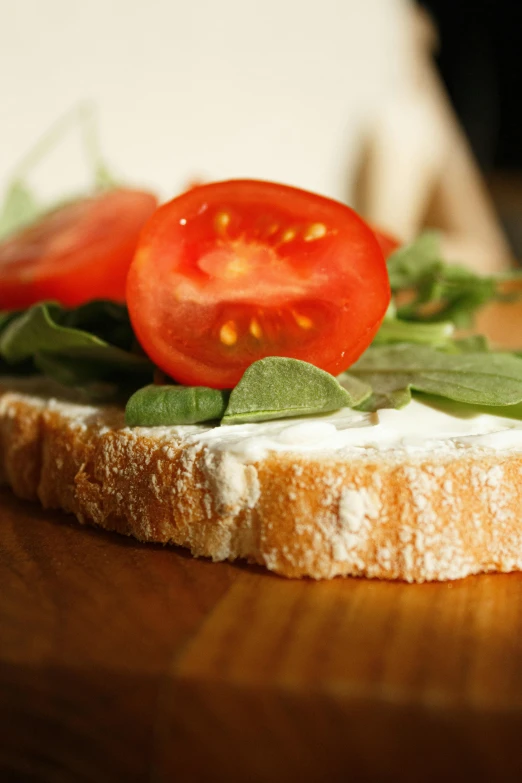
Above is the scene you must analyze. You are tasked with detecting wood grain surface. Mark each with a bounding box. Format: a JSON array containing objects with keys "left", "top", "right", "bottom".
[
  {"left": 3, "top": 493, "right": 522, "bottom": 783},
  {"left": 3, "top": 297, "right": 522, "bottom": 782}
]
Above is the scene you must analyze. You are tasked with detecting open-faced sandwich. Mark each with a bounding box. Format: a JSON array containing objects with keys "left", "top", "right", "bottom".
[{"left": 2, "top": 148, "right": 522, "bottom": 582}]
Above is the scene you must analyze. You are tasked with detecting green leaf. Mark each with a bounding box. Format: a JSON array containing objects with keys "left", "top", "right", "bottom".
[
  {"left": 58, "top": 299, "right": 137, "bottom": 351},
  {"left": 0, "top": 180, "right": 40, "bottom": 240},
  {"left": 412, "top": 393, "right": 522, "bottom": 421},
  {"left": 125, "top": 384, "right": 230, "bottom": 426},
  {"left": 33, "top": 352, "right": 100, "bottom": 385},
  {"left": 94, "top": 162, "right": 118, "bottom": 191},
  {"left": 410, "top": 275, "right": 497, "bottom": 328},
  {"left": 0, "top": 310, "right": 32, "bottom": 376},
  {"left": 453, "top": 335, "right": 489, "bottom": 353},
  {"left": 0, "top": 303, "right": 152, "bottom": 387},
  {"left": 1, "top": 303, "right": 103, "bottom": 362},
  {"left": 0, "top": 310, "right": 21, "bottom": 333},
  {"left": 222, "top": 357, "right": 360, "bottom": 425},
  {"left": 373, "top": 317, "right": 454, "bottom": 347},
  {"left": 33, "top": 351, "right": 121, "bottom": 400},
  {"left": 337, "top": 372, "right": 373, "bottom": 404},
  {"left": 386, "top": 232, "right": 441, "bottom": 290},
  {"left": 356, "top": 386, "right": 412, "bottom": 412},
  {"left": 386, "top": 232, "right": 520, "bottom": 328},
  {"left": 350, "top": 344, "right": 522, "bottom": 410}
]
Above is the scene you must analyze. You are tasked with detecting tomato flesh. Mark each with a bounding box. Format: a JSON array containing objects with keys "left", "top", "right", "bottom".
[
  {"left": 0, "top": 188, "right": 157, "bottom": 309},
  {"left": 127, "top": 180, "right": 390, "bottom": 388}
]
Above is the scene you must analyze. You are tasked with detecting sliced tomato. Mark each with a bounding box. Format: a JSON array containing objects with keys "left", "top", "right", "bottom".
[
  {"left": 0, "top": 188, "right": 157, "bottom": 309},
  {"left": 370, "top": 225, "right": 401, "bottom": 260},
  {"left": 127, "top": 180, "right": 390, "bottom": 388}
]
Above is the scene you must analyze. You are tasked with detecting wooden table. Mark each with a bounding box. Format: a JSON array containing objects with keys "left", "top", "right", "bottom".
[
  {"left": 4, "top": 486, "right": 522, "bottom": 782},
  {"left": 3, "top": 297, "right": 522, "bottom": 782}
]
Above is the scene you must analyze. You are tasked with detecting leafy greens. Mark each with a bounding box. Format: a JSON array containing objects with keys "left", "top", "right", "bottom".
[
  {"left": 2, "top": 226, "right": 522, "bottom": 426},
  {"left": 221, "top": 357, "right": 369, "bottom": 425},
  {"left": 125, "top": 384, "right": 230, "bottom": 426},
  {"left": 349, "top": 344, "right": 522, "bottom": 412},
  {"left": 386, "top": 232, "right": 521, "bottom": 327},
  {"left": 0, "top": 301, "right": 153, "bottom": 399}
]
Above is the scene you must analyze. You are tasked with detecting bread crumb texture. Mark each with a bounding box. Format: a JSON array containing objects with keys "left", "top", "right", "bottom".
[{"left": 2, "top": 381, "right": 522, "bottom": 582}]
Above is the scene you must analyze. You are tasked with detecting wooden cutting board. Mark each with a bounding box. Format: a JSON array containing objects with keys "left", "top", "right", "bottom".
[{"left": 2, "top": 297, "right": 522, "bottom": 783}]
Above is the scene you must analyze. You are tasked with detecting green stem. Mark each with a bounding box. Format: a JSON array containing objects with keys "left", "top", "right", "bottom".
[
  {"left": 374, "top": 318, "right": 454, "bottom": 347},
  {"left": 10, "top": 103, "right": 115, "bottom": 190}
]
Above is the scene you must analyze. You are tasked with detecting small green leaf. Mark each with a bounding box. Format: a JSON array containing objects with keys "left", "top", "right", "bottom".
[
  {"left": 386, "top": 232, "right": 521, "bottom": 328},
  {"left": 386, "top": 232, "right": 441, "bottom": 290},
  {"left": 1, "top": 303, "right": 104, "bottom": 362},
  {"left": 0, "top": 180, "right": 40, "bottom": 240},
  {"left": 34, "top": 352, "right": 97, "bottom": 386},
  {"left": 59, "top": 299, "right": 136, "bottom": 350},
  {"left": 415, "top": 393, "right": 522, "bottom": 421},
  {"left": 337, "top": 372, "right": 372, "bottom": 404},
  {"left": 0, "top": 310, "right": 20, "bottom": 334},
  {"left": 94, "top": 162, "right": 118, "bottom": 191},
  {"left": 351, "top": 344, "right": 522, "bottom": 409},
  {"left": 453, "top": 335, "right": 489, "bottom": 353},
  {"left": 125, "top": 384, "right": 230, "bottom": 427},
  {"left": 356, "top": 387, "right": 411, "bottom": 412},
  {"left": 0, "top": 303, "right": 152, "bottom": 388},
  {"left": 222, "top": 357, "right": 358, "bottom": 425}
]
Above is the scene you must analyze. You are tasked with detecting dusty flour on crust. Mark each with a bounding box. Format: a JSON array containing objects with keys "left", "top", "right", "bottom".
[{"left": 2, "top": 379, "right": 522, "bottom": 582}]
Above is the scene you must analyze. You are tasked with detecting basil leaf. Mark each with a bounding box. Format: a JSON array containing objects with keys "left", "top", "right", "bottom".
[
  {"left": 0, "top": 310, "right": 21, "bottom": 334},
  {"left": 351, "top": 344, "right": 522, "bottom": 410},
  {"left": 356, "top": 387, "right": 412, "bottom": 412},
  {"left": 0, "top": 180, "right": 41, "bottom": 241},
  {"left": 59, "top": 300, "right": 137, "bottom": 351},
  {"left": 0, "top": 311, "right": 31, "bottom": 376},
  {"left": 34, "top": 352, "right": 100, "bottom": 385},
  {"left": 1, "top": 303, "right": 104, "bottom": 362},
  {"left": 0, "top": 303, "right": 152, "bottom": 386},
  {"left": 337, "top": 372, "right": 372, "bottom": 403},
  {"left": 386, "top": 232, "right": 520, "bottom": 328},
  {"left": 407, "top": 275, "right": 497, "bottom": 328},
  {"left": 222, "top": 357, "right": 361, "bottom": 425},
  {"left": 453, "top": 335, "right": 489, "bottom": 353},
  {"left": 125, "top": 384, "right": 230, "bottom": 426},
  {"left": 413, "top": 393, "right": 522, "bottom": 422},
  {"left": 386, "top": 232, "right": 441, "bottom": 290}
]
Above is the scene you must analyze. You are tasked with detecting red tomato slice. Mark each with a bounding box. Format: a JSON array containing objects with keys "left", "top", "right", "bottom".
[
  {"left": 127, "top": 180, "right": 390, "bottom": 388},
  {"left": 0, "top": 188, "right": 157, "bottom": 309}
]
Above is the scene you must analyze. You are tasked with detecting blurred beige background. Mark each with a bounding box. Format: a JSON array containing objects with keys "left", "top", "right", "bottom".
[
  {"left": 0, "top": 0, "right": 411, "bottom": 201},
  {"left": 0, "top": 0, "right": 511, "bottom": 271}
]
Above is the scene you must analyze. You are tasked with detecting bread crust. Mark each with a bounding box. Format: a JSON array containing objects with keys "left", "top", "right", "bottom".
[{"left": 2, "top": 379, "right": 522, "bottom": 582}]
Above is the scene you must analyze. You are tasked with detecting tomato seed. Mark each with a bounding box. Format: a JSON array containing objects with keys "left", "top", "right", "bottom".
[
  {"left": 281, "top": 228, "right": 297, "bottom": 243},
  {"left": 219, "top": 320, "right": 238, "bottom": 345},
  {"left": 292, "top": 311, "right": 313, "bottom": 329},
  {"left": 303, "top": 223, "right": 327, "bottom": 241},
  {"left": 214, "top": 211, "right": 231, "bottom": 235},
  {"left": 249, "top": 318, "right": 262, "bottom": 339}
]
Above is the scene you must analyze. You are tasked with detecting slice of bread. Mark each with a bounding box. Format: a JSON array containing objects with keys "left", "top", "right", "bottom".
[{"left": 2, "top": 377, "right": 522, "bottom": 582}]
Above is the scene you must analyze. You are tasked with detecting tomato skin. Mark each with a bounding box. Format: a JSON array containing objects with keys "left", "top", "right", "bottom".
[
  {"left": 127, "top": 180, "right": 390, "bottom": 389},
  {"left": 0, "top": 188, "right": 157, "bottom": 309}
]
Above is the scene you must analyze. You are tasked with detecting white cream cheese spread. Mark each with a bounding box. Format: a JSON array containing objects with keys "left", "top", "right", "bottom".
[
  {"left": 180, "top": 397, "right": 522, "bottom": 462},
  {"left": 5, "top": 378, "right": 522, "bottom": 464}
]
